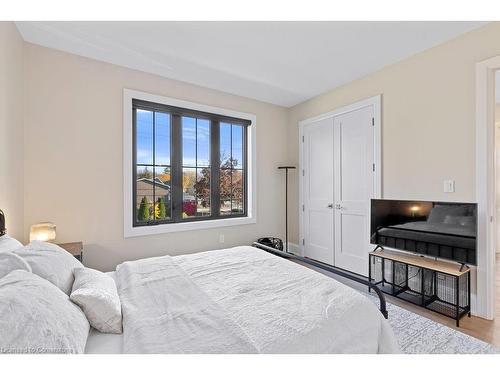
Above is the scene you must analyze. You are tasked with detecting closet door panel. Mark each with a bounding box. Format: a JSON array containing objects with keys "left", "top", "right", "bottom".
[
  {"left": 333, "top": 106, "right": 374, "bottom": 276},
  {"left": 303, "top": 118, "right": 334, "bottom": 265}
]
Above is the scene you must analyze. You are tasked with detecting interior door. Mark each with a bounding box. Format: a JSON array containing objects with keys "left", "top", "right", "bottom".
[
  {"left": 333, "top": 106, "right": 374, "bottom": 276},
  {"left": 303, "top": 118, "right": 334, "bottom": 264}
]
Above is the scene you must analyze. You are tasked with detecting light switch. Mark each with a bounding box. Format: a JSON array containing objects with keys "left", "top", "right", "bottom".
[{"left": 444, "top": 180, "right": 455, "bottom": 193}]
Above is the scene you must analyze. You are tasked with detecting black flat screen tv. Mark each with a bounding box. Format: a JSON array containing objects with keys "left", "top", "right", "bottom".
[{"left": 370, "top": 199, "right": 477, "bottom": 265}]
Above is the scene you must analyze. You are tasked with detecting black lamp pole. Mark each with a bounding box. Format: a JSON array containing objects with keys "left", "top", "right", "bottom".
[{"left": 278, "top": 166, "right": 296, "bottom": 253}]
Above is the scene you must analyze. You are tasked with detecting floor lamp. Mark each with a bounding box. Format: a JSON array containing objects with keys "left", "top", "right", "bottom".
[{"left": 278, "top": 166, "right": 296, "bottom": 253}]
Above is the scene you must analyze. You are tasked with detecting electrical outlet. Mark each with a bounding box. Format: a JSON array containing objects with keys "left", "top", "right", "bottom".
[
  {"left": 219, "top": 234, "right": 225, "bottom": 243},
  {"left": 443, "top": 180, "right": 455, "bottom": 193}
]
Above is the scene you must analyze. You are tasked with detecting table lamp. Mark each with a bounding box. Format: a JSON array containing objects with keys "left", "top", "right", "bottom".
[{"left": 30, "top": 222, "right": 56, "bottom": 242}]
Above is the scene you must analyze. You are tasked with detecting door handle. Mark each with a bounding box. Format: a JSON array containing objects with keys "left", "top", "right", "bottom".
[{"left": 327, "top": 203, "right": 334, "bottom": 209}]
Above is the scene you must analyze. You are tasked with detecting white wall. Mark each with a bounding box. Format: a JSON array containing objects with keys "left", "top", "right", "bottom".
[
  {"left": 0, "top": 22, "right": 24, "bottom": 239},
  {"left": 23, "top": 43, "right": 289, "bottom": 271}
]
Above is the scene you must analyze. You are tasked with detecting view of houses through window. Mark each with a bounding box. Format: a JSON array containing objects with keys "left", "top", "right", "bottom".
[
  {"left": 133, "top": 100, "right": 248, "bottom": 226},
  {"left": 136, "top": 109, "right": 172, "bottom": 222}
]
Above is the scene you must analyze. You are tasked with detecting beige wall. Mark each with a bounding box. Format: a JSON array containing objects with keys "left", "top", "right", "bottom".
[
  {"left": 287, "top": 22, "right": 500, "bottom": 245},
  {"left": 15, "top": 22, "right": 500, "bottom": 268},
  {"left": 0, "top": 22, "right": 24, "bottom": 239},
  {"left": 23, "top": 43, "right": 289, "bottom": 271},
  {"left": 495, "top": 102, "right": 500, "bottom": 148}
]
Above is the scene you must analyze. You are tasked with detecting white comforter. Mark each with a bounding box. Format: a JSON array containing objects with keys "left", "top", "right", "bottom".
[
  {"left": 116, "top": 254, "right": 257, "bottom": 353},
  {"left": 116, "top": 246, "right": 399, "bottom": 354}
]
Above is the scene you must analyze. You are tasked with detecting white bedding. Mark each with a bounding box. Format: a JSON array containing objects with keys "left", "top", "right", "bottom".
[
  {"left": 95, "top": 246, "right": 398, "bottom": 354},
  {"left": 1, "top": 270, "right": 90, "bottom": 354},
  {"left": 71, "top": 267, "right": 122, "bottom": 334},
  {"left": 117, "top": 254, "right": 258, "bottom": 353},
  {"left": 84, "top": 271, "right": 123, "bottom": 354}
]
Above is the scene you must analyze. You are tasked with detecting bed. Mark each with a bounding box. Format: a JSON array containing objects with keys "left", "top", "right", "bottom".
[
  {"left": 0, "top": 206, "right": 398, "bottom": 354},
  {"left": 84, "top": 246, "right": 398, "bottom": 354}
]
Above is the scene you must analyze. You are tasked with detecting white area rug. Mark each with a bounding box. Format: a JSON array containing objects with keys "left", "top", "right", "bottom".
[{"left": 366, "top": 293, "right": 498, "bottom": 354}]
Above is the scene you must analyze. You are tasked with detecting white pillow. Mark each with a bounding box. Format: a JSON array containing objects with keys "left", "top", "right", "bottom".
[
  {"left": 14, "top": 241, "right": 84, "bottom": 295},
  {"left": 0, "top": 235, "right": 23, "bottom": 253},
  {"left": 70, "top": 268, "right": 122, "bottom": 334},
  {"left": 0, "top": 252, "right": 31, "bottom": 279},
  {"left": 0, "top": 270, "right": 89, "bottom": 354}
]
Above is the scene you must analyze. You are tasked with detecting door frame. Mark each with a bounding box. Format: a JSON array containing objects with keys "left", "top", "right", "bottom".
[
  {"left": 298, "top": 95, "right": 382, "bottom": 257},
  {"left": 475, "top": 55, "right": 500, "bottom": 320}
]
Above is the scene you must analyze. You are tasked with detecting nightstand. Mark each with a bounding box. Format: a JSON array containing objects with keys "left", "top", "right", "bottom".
[{"left": 58, "top": 241, "right": 83, "bottom": 262}]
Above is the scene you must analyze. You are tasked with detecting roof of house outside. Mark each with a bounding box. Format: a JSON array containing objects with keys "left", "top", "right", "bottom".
[{"left": 137, "top": 177, "right": 171, "bottom": 190}]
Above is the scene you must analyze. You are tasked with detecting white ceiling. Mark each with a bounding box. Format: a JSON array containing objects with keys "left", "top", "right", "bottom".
[{"left": 16, "top": 21, "right": 486, "bottom": 107}]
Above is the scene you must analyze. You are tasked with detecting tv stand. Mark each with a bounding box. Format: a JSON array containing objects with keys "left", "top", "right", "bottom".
[
  {"left": 459, "top": 262, "right": 469, "bottom": 272},
  {"left": 369, "top": 249, "right": 471, "bottom": 327}
]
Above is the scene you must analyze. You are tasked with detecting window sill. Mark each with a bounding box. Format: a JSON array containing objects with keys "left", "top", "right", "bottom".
[{"left": 124, "top": 216, "right": 256, "bottom": 238}]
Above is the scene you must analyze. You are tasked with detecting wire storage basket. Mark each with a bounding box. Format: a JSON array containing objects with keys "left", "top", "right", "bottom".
[{"left": 369, "top": 250, "right": 470, "bottom": 326}]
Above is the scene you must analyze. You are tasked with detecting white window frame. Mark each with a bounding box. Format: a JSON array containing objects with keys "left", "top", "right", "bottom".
[{"left": 123, "top": 89, "right": 257, "bottom": 237}]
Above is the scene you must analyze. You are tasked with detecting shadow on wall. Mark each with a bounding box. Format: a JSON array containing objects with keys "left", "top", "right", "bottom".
[
  {"left": 82, "top": 244, "right": 119, "bottom": 272},
  {"left": 84, "top": 243, "right": 171, "bottom": 272}
]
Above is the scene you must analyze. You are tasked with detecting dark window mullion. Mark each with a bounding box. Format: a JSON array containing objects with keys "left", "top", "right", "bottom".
[
  {"left": 195, "top": 118, "right": 198, "bottom": 215},
  {"left": 152, "top": 111, "right": 156, "bottom": 223},
  {"left": 132, "top": 108, "right": 138, "bottom": 225},
  {"left": 230, "top": 124, "right": 233, "bottom": 214},
  {"left": 243, "top": 126, "right": 248, "bottom": 216},
  {"left": 230, "top": 166, "right": 233, "bottom": 214},
  {"left": 211, "top": 121, "right": 220, "bottom": 217},
  {"left": 168, "top": 112, "right": 173, "bottom": 220},
  {"left": 195, "top": 118, "right": 198, "bottom": 168},
  {"left": 171, "top": 114, "right": 183, "bottom": 222}
]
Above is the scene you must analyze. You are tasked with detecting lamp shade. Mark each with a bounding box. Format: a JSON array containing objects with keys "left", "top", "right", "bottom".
[{"left": 29, "top": 222, "right": 56, "bottom": 242}]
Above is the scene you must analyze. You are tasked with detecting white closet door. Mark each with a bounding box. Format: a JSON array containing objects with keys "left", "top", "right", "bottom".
[
  {"left": 333, "top": 106, "right": 374, "bottom": 276},
  {"left": 303, "top": 118, "right": 334, "bottom": 265}
]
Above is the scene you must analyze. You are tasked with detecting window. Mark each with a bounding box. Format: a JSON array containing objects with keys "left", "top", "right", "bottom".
[
  {"left": 132, "top": 98, "right": 250, "bottom": 228},
  {"left": 219, "top": 122, "right": 245, "bottom": 216}
]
